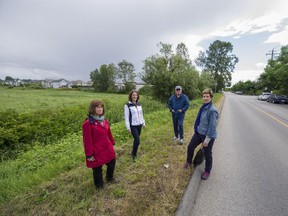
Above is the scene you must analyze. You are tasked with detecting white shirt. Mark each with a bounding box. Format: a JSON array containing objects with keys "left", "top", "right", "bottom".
[{"left": 124, "top": 102, "right": 145, "bottom": 130}]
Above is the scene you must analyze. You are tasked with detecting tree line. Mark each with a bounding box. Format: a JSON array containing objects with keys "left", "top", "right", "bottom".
[
  {"left": 90, "top": 40, "right": 239, "bottom": 101},
  {"left": 231, "top": 45, "right": 288, "bottom": 95}
]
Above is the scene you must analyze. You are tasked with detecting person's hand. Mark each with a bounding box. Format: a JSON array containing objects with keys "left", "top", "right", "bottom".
[
  {"left": 127, "top": 129, "right": 131, "bottom": 133},
  {"left": 177, "top": 109, "right": 182, "bottom": 113},
  {"left": 87, "top": 156, "right": 95, "bottom": 161},
  {"left": 143, "top": 124, "right": 146, "bottom": 128},
  {"left": 202, "top": 142, "right": 208, "bottom": 147},
  {"left": 171, "top": 109, "right": 175, "bottom": 112}
]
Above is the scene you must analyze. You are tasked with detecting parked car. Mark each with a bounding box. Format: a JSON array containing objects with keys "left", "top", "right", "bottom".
[
  {"left": 235, "top": 91, "right": 243, "bottom": 95},
  {"left": 267, "top": 94, "right": 288, "bottom": 104},
  {"left": 258, "top": 92, "right": 271, "bottom": 101}
]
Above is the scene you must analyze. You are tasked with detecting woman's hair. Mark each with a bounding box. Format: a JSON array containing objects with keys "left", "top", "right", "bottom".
[
  {"left": 88, "top": 99, "right": 105, "bottom": 115},
  {"left": 202, "top": 88, "right": 214, "bottom": 98},
  {"left": 128, "top": 90, "right": 139, "bottom": 102}
]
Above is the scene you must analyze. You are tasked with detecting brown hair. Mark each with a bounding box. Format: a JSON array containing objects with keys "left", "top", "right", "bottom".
[
  {"left": 88, "top": 99, "right": 105, "bottom": 116},
  {"left": 202, "top": 88, "right": 214, "bottom": 98},
  {"left": 128, "top": 90, "right": 139, "bottom": 102}
]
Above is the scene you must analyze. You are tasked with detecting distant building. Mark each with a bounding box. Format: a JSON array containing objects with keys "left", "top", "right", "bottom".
[{"left": 115, "top": 81, "right": 147, "bottom": 91}]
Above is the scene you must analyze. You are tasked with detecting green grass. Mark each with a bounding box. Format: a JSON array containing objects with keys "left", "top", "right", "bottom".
[
  {"left": 0, "top": 89, "right": 224, "bottom": 215},
  {"left": 0, "top": 87, "right": 129, "bottom": 112}
]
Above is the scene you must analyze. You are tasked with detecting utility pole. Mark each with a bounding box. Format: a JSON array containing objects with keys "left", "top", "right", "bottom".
[{"left": 266, "top": 47, "right": 279, "bottom": 60}]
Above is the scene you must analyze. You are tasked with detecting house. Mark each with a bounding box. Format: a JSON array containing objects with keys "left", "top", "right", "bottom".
[
  {"left": 41, "top": 78, "right": 71, "bottom": 88},
  {"left": 134, "top": 82, "right": 146, "bottom": 91},
  {"left": 85, "top": 81, "right": 93, "bottom": 86},
  {"left": 71, "top": 80, "right": 85, "bottom": 87},
  {"left": 42, "top": 79, "right": 53, "bottom": 88},
  {"left": 51, "top": 79, "right": 71, "bottom": 88},
  {"left": 114, "top": 81, "right": 147, "bottom": 91}
]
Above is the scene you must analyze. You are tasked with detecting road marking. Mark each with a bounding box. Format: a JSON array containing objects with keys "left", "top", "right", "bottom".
[{"left": 247, "top": 102, "right": 288, "bottom": 128}]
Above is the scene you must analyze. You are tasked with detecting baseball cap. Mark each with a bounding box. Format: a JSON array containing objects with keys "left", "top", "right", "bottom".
[{"left": 175, "top": 86, "right": 182, "bottom": 91}]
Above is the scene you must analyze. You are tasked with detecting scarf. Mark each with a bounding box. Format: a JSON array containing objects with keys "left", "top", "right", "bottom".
[{"left": 91, "top": 115, "right": 105, "bottom": 123}]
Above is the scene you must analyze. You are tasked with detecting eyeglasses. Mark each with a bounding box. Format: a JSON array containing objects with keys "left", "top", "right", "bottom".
[{"left": 176, "top": 89, "right": 181, "bottom": 91}]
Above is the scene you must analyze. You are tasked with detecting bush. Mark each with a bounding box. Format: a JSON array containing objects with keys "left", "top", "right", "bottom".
[{"left": 138, "top": 85, "right": 153, "bottom": 96}]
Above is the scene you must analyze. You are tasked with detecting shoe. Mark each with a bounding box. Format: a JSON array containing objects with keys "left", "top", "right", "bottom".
[
  {"left": 95, "top": 183, "right": 104, "bottom": 190},
  {"left": 183, "top": 162, "right": 191, "bottom": 169},
  {"left": 173, "top": 136, "right": 179, "bottom": 141},
  {"left": 132, "top": 154, "right": 137, "bottom": 162},
  {"left": 201, "top": 171, "right": 210, "bottom": 180},
  {"left": 180, "top": 139, "right": 184, "bottom": 145},
  {"left": 106, "top": 178, "right": 118, "bottom": 184}
]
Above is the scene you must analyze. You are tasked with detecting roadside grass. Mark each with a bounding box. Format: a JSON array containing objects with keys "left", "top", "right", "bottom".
[{"left": 0, "top": 93, "right": 223, "bottom": 215}]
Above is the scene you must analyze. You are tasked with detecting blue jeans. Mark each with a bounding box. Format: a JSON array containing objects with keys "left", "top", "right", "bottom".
[
  {"left": 186, "top": 132, "right": 215, "bottom": 172},
  {"left": 130, "top": 125, "right": 142, "bottom": 156},
  {"left": 172, "top": 115, "right": 184, "bottom": 139}
]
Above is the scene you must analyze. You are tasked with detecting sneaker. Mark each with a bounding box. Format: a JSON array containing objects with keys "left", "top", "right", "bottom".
[
  {"left": 183, "top": 162, "right": 191, "bottom": 169},
  {"left": 201, "top": 171, "right": 210, "bottom": 180},
  {"left": 180, "top": 139, "right": 184, "bottom": 145},
  {"left": 173, "top": 136, "right": 179, "bottom": 141}
]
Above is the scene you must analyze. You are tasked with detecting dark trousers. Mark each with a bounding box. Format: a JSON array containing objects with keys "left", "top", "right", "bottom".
[
  {"left": 130, "top": 125, "right": 142, "bottom": 156},
  {"left": 172, "top": 116, "right": 184, "bottom": 139},
  {"left": 186, "top": 132, "right": 215, "bottom": 172},
  {"left": 92, "top": 158, "right": 116, "bottom": 188}
]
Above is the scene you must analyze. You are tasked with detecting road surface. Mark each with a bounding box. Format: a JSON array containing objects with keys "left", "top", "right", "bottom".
[{"left": 191, "top": 92, "right": 288, "bottom": 216}]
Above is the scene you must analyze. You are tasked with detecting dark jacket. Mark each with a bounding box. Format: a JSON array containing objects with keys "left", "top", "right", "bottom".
[{"left": 168, "top": 93, "right": 190, "bottom": 119}]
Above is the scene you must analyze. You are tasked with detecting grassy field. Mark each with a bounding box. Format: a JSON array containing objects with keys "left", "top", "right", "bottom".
[
  {"left": 0, "top": 88, "right": 224, "bottom": 215},
  {"left": 0, "top": 87, "right": 130, "bottom": 112}
]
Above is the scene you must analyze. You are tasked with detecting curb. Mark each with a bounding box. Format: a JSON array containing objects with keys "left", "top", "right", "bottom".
[{"left": 174, "top": 163, "right": 204, "bottom": 216}]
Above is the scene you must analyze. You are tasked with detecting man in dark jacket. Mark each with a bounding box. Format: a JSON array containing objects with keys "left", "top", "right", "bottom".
[{"left": 168, "top": 86, "right": 190, "bottom": 144}]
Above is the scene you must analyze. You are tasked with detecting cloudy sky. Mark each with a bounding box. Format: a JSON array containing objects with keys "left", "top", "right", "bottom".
[{"left": 0, "top": 0, "right": 287, "bottom": 85}]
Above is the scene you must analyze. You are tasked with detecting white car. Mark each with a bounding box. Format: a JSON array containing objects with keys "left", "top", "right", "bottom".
[{"left": 258, "top": 92, "right": 271, "bottom": 101}]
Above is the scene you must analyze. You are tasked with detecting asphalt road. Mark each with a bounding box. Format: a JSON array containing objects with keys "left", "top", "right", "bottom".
[{"left": 190, "top": 92, "right": 288, "bottom": 216}]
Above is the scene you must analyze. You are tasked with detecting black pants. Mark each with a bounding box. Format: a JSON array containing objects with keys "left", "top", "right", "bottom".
[
  {"left": 92, "top": 158, "right": 116, "bottom": 188},
  {"left": 130, "top": 125, "right": 142, "bottom": 156},
  {"left": 186, "top": 132, "right": 215, "bottom": 172}
]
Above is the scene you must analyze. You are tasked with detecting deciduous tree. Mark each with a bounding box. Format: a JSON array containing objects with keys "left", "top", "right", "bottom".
[
  {"left": 196, "top": 40, "right": 239, "bottom": 92},
  {"left": 90, "top": 64, "right": 116, "bottom": 92},
  {"left": 116, "top": 60, "right": 136, "bottom": 83},
  {"left": 141, "top": 42, "right": 200, "bottom": 101}
]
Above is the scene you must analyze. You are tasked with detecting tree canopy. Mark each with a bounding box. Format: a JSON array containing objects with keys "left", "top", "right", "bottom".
[
  {"left": 257, "top": 45, "right": 288, "bottom": 94},
  {"left": 196, "top": 40, "right": 239, "bottom": 92},
  {"left": 141, "top": 42, "right": 201, "bottom": 101},
  {"left": 116, "top": 60, "right": 136, "bottom": 83},
  {"left": 90, "top": 64, "right": 116, "bottom": 93}
]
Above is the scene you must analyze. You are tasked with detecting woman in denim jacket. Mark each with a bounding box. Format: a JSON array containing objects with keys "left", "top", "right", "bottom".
[{"left": 184, "top": 88, "right": 218, "bottom": 180}]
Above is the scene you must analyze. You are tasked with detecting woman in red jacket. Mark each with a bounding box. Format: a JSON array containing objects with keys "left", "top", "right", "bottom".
[{"left": 82, "top": 99, "right": 116, "bottom": 189}]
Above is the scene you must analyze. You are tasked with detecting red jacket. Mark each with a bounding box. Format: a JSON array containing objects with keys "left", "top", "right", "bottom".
[{"left": 82, "top": 116, "right": 116, "bottom": 168}]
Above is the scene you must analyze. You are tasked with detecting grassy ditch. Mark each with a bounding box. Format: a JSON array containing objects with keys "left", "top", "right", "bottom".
[{"left": 0, "top": 93, "right": 223, "bottom": 215}]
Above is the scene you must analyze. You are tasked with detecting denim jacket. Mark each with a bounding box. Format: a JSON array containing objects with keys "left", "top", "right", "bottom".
[{"left": 196, "top": 102, "right": 218, "bottom": 140}]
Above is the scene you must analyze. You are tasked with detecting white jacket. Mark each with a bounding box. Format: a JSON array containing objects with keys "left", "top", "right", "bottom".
[{"left": 124, "top": 101, "right": 145, "bottom": 130}]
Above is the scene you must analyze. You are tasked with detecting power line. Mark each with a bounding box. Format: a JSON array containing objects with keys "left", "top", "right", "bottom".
[{"left": 266, "top": 47, "right": 279, "bottom": 60}]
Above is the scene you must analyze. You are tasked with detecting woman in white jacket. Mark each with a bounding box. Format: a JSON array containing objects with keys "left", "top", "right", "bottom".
[{"left": 124, "top": 90, "right": 146, "bottom": 161}]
